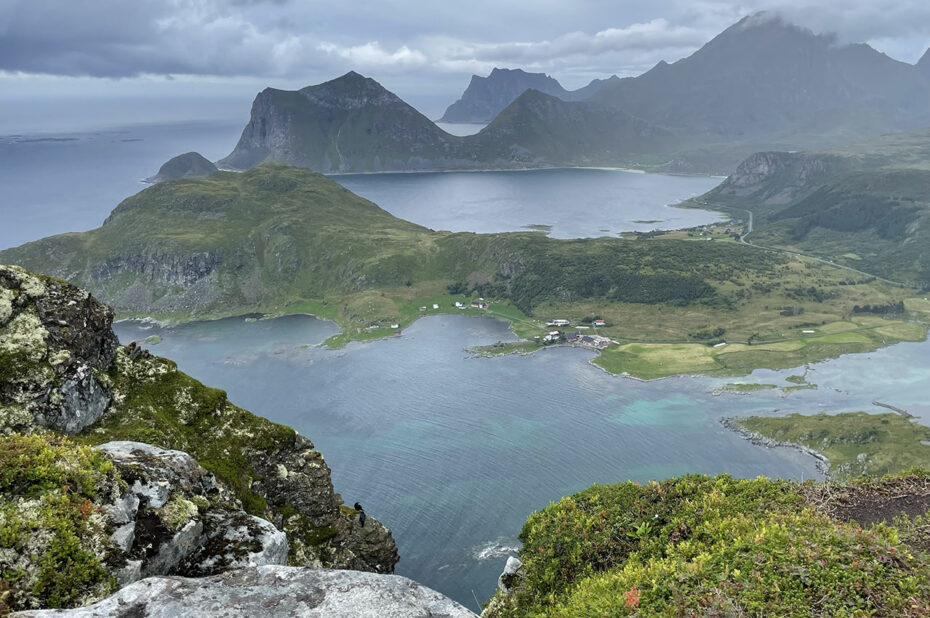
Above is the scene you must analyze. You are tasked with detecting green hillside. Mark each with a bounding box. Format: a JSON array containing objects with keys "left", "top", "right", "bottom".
[
  {"left": 1, "top": 164, "right": 923, "bottom": 379},
  {"left": 692, "top": 129, "right": 930, "bottom": 288}
]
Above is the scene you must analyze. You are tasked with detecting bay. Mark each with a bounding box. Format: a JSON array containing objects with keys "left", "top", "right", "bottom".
[
  {"left": 111, "top": 312, "right": 896, "bottom": 611},
  {"left": 335, "top": 167, "right": 722, "bottom": 238}
]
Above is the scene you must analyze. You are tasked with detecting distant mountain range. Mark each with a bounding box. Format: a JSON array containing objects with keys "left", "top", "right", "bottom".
[
  {"left": 438, "top": 68, "right": 619, "bottom": 122},
  {"left": 217, "top": 13, "right": 930, "bottom": 175}
]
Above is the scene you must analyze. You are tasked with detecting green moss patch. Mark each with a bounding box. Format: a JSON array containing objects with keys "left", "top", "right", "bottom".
[{"left": 0, "top": 434, "right": 121, "bottom": 611}]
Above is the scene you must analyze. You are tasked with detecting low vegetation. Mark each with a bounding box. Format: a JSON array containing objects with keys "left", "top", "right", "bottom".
[
  {"left": 487, "top": 472, "right": 930, "bottom": 617},
  {"left": 0, "top": 434, "right": 122, "bottom": 611},
  {"left": 737, "top": 412, "right": 930, "bottom": 479}
]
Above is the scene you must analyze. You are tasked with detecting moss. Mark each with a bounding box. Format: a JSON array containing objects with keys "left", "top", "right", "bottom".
[
  {"left": 77, "top": 352, "right": 296, "bottom": 522},
  {"left": 0, "top": 434, "right": 121, "bottom": 611},
  {"left": 494, "top": 473, "right": 930, "bottom": 617}
]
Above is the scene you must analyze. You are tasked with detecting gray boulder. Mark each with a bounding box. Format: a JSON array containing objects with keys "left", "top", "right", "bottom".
[{"left": 16, "top": 566, "right": 478, "bottom": 617}]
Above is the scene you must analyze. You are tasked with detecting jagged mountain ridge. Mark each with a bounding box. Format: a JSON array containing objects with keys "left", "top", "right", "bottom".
[
  {"left": 591, "top": 13, "right": 930, "bottom": 143},
  {"left": 217, "top": 14, "right": 930, "bottom": 175},
  {"left": 218, "top": 72, "right": 668, "bottom": 173},
  {"left": 439, "top": 67, "right": 618, "bottom": 122}
]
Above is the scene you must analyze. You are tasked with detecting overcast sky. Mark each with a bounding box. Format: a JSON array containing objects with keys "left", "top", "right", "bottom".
[{"left": 2, "top": 0, "right": 929, "bottom": 128}]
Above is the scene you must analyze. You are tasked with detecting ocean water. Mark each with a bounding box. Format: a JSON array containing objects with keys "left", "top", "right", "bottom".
[
  {"left": 0, "top": 120, "right": 243, "bottom": 250},
  {"left": 114, "top": 313, "right": 930, "bottom": 610},
  {"left": 1, "top": 119, "right": 723, "bottom": 252}
]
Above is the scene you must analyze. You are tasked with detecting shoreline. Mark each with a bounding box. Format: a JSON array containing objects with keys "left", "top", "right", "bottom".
[{"left": 721, "top": 417, "right": 830, "bottom": 478}]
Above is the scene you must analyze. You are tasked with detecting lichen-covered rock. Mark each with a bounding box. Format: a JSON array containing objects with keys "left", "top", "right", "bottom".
[
  {"left": 0, "top": 436, "right": 292, "bottom": 613},
  {"left": 0, "top": 265, "right": 398, "bottom": 591},
  {"left": 16, "top": 566, "right": 478, "bottom": 617},
  {"left": 0, "top": 266, "right": 117, "bottom": 435}
]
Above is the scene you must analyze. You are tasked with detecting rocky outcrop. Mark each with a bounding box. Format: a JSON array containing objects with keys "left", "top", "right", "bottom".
[
  {"left": 146, "top": 152, "right": 218, "bottom": 184},
  {"left": 0, "top": 435, "right": 287, "bottom": 612},
  {"left": 1, "top": 266, "right": 117, "bottom": 435},
  {"left": 0, "top": 265, "right": 399, "bottom": 611},
  {"left": 16, "top": 566, "right": 478, "bottom": 617},
  {"left": 95, "top": 441, "right": 288, "bottom": 584}
]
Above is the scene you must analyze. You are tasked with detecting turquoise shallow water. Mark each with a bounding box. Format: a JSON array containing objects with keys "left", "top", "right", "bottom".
[{"left": 109, "top": 313, "right": 930, "bottom": 611}]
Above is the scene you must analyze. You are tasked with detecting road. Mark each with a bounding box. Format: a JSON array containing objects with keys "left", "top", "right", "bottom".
[{"left": 735, "top": 208, "right": 910, "bottom": 289}]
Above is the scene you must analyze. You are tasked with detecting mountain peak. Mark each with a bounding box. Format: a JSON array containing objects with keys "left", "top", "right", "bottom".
[
  {"left": 919, "top": 48, "right": 930, "bottom": 77},
  {"left": 298, "top": 71, "right": 401, "bottom": 109}
]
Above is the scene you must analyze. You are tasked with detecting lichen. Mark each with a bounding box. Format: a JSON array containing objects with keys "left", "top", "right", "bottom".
[
  {"left": 156, "top": 495, "right": 199, "bottom": 532},
  {"left": 47, "top": 350, "right": 70, "bottom": 367},
  {"left": 0, "top": 288, "right": 16, "bottom": 326},
  {"left": 0, "top": 310, "right": 48, "bottom": 364}
]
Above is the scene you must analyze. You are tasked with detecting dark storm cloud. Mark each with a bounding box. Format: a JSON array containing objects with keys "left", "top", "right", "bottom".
[{"left": 0, "top": 0, "right": 928, "bottom": 83}]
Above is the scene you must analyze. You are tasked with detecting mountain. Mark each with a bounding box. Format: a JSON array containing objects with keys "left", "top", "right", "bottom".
[
  {"left": 219, "top": 71, "right": 468, "bottom": 173},
  {"left": 216, "top": 72, "right": 668, "bottom": 173},
  {"left": 694, "top": 128, "right": 930, "bottom": 287},
  {"left": 591, "top": 13, "right": 930, "bottom": 146},
  {"left": 438, "top": 68, "right": 617, "bottom": 122},
  {"left": 468, "top": 88, "right": 673, "bottom": 166},
  {"left": 145, "top": 151, "right": 217, "bottom": 183},
  {"left": 219, "top": 16, "right": 930, "bottom": 176},
  {"left": 918, "top": 48, "right": 930, "bottom": 79}
]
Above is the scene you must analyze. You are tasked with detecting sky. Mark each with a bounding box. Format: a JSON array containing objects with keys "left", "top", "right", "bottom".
[{"left": 2, "top": 0, "right": 929, "bottom": 130}]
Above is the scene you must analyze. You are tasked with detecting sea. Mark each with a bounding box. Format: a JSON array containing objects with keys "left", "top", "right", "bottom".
[{"left": 5, "top": 117, "right": 929, "bottom": 612}]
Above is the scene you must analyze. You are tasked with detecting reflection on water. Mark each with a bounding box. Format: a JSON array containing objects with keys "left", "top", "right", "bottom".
[{"left": 334, "top": 167, "right": 722, "bottom": 239}]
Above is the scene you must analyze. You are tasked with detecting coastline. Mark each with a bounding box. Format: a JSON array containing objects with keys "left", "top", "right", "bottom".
[{"left": 721, "top": 416, "right": 831, "bottom": 477}]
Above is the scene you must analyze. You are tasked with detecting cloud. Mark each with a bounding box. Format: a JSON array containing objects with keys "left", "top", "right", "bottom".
[
  {"left": 317, "top": 42, "right": 428, "bottom": 68},
  {"left": 0, "top": 0, "right": 928, "bottom": 89}
]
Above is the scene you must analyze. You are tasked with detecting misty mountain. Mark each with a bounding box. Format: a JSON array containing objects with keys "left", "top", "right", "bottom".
[
  {"left": 439, "top": 68, "right": 618, "bottom": 122},
  {"left": 591, "top": 12, "right": 930, "bottom": 144}
]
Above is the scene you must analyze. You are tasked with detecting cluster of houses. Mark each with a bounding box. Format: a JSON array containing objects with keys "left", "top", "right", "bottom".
[
  {"left": 545, "top": 318, "right": 607, "bottom": 328},
  {"left": 565, "top": 332, "right": 612, "bottom": 349},
  {"left": 453, "top": 299, "right": 490, "bottom": 310},
  {"left": 538, "top": 330, "right": 612, "bottom": 349}
]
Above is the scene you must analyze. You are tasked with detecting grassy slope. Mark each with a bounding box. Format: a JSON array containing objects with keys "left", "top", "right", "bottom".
[
  {"left": 1, "top": 164, "right": 924, "bottom": 379},
  {"left": 692, "top": 128, "right": 930, "bottom": 287},
  {"left": 486, "top": 472, "right": 930, "bottom": 617}
]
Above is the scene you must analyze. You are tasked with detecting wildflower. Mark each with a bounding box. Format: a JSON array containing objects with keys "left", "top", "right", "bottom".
[{"left": 625, "top": 585, "right": 642, "bottom": 608}]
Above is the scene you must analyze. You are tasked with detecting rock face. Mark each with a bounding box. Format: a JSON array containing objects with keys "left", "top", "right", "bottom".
[
  {"left": 16, "top": 566, "right": 478, "bottom": 617},
  {"left": 0, "top": 266, "right": 118, "bottom": 435},
  {"left": 0, "top": 435, "right": 288, "bottom": 612},
  {"left": 439, "top": 67, "right": 617, "bottom": 123},
  {"left": 94, "top": 441, "right": 289, "bottom": 584},
  {"left": 219, "top": 71, "right": 469, "bottom": 173},
  {"left": 0, "top": 265, "right": 398, "bottom": 604},
  {"left": 146, "top": 152, "right": 218, "bottom": 183}
]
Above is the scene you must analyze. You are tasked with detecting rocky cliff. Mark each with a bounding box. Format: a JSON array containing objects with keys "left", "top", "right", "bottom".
[
  {"left": 145, "top": 152, "right": 218, "bottom": 184},
  {"left": 218, "top": 71, "right": 474, "bottom": 173},
  {"left": 0, "top": 265, "right": 398, "bottom": 612}
]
